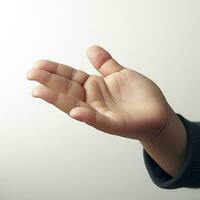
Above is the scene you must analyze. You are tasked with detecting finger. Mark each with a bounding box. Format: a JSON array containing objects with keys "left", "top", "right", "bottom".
[
  {"left": 32, "top": 85, "right": 84, "bottom": 114},
  {"left": 27, "top": 69, "right": 84, "bottom": 100},
  {"left": 33, "top": 60, "right": 89, "bottom": 86},
  {"left": 32, "top": 85, "right": 119, "bottom": 135},
  {"left": 70, "top": 105, "right": 119, "bottom": 135},
  {"left": 86, "top": 45, "right": 125, "bottom": 77}
]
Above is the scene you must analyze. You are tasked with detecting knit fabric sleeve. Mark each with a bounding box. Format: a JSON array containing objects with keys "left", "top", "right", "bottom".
[{"left": 143, "top": 113, "right": 200, "bottom": 189}]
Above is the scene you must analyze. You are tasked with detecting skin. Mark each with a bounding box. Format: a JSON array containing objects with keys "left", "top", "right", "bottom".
[{"left": 26, "top": 45, "right": 188, "bottom": 177}]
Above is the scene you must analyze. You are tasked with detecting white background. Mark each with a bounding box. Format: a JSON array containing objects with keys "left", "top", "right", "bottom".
[{"left": 0, "top": 0, "right": 200, "bottom": 199}]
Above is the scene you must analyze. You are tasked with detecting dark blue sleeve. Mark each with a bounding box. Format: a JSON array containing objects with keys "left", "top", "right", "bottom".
[{"left": 143, "top": 113, "right": 200, "bottom": 189}]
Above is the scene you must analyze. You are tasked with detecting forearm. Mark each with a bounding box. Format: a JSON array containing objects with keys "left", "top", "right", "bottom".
[{"left": 140, "top": 104, "right": 188, "bottom": 177}]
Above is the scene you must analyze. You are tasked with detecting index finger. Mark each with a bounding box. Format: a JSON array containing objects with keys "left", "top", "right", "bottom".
[{"left": 33, "top": 60, "right": 89, "bottom": 86}]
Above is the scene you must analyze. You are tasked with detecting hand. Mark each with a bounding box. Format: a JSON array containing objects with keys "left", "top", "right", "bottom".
[{"left": 26, "top": 45, "right": 170, "bottom": 141}]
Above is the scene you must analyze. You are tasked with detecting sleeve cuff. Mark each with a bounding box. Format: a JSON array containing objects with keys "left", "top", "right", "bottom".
[{"left": 143, "top": 113, "right": 200, "bottom": 189}]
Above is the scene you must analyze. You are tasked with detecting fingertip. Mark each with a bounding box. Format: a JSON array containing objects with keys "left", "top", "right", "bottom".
[
  {"left": 70, "top": 107, "right": 95, "bottom": 124},
  {"left": 26, "top": 70, "right": 33, "bottom": 80},
  {"left": 33, "top": 60, "right": 49, "bottom": 69},
  {"left": 87, "top": 45, "right": 108, "bottom": 56},
  {"left": 86, "top": 45, "right": 100, "bottom": 56},
  {"left": 31, "top": 87, "right": 40, "bottom": 98},
  {"left": 69, "top": 107, "right": 82, "bottom": 119},
  {"left": 86, "top": 45, "right": 111, "bottom": 68},
  {"left": 69, "top": 107, "right": 77, "bottom": 115}
]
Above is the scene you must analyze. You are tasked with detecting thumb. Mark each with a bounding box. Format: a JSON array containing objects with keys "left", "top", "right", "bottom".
[
  {"left": 69, "top": 101, "right": 119, "bottom": 135},
  {"left": 87, "top": 45, "right": 125, "bottom": 77}
]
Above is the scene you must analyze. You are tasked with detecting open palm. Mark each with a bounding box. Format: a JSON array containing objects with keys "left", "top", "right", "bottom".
[{"left": 27, "top": 45, "right": 170, "bottom": 141}]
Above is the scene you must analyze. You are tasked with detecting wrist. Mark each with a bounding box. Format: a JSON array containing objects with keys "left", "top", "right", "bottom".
[{"left": 140, "top": 104, "right": 188, "bottom": 177}]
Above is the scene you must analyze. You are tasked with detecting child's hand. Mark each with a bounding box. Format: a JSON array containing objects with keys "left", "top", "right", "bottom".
[{"left": 26, "top": 45, "right": 170, "bottom": 141}]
